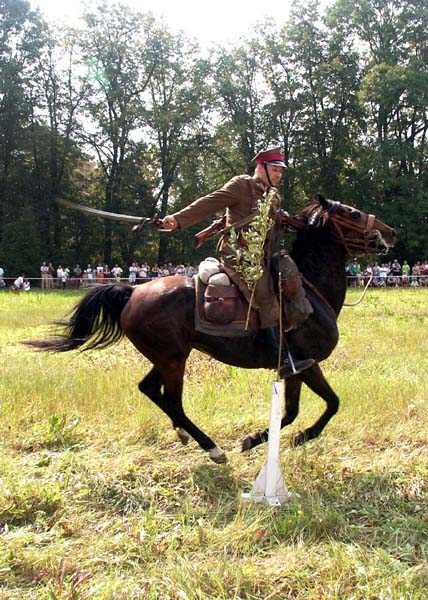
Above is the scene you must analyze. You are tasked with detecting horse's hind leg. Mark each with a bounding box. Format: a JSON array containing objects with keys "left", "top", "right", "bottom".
[
  {"left": 292, "top": 363, "right": 339, "bottom": 446},
  {"left": 139, "top": 364, "right": 227, "bottom": 464},
  {"left": 242, "top": 379, "right": 303, "bottom": 452},
  {"left": 139, "top": 368, "right": 190, "bottom": 445}
]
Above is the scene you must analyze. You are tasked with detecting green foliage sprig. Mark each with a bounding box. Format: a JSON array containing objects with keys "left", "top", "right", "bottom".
[{"left": 228, "top": 188, "right": 276, "bottom": 327}]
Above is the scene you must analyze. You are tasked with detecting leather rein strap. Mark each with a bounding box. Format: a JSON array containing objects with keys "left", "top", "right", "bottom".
[
  {"left": 327, "top": 211, "right": 377, "bottom": 256},
  {"left": 284, "top": 206, "right": 377, "bottom": 256}
]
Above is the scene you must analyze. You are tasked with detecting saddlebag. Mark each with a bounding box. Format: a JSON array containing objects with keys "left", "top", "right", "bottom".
[{"left": 204, "top": 284, "right": 239, "bottom": 324}]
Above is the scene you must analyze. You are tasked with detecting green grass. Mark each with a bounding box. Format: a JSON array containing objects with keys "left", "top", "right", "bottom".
[{"left": 0, "top": 288, "right": 427, "bottom": 599}]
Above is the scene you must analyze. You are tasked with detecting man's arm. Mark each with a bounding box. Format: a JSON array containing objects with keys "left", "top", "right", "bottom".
[{"left": 162, "top": 176, "right": 244, "bottom": 231}]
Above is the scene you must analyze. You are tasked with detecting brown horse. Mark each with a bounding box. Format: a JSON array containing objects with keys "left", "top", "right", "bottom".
[{"left": 26, "top": 196, "right": 395, "bottom": 463}]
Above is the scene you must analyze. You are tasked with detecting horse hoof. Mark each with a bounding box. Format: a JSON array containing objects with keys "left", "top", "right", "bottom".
[
  {"left": 209, "top": 446, "right": 227, "bottom": 464},
  {"left": 241, "top": 436, "right": 253, "bottom": 452},
  {"left": 175, "top": 427, "right": 190, "bottom": 445},
  {"left": 293, "top": 431, "right": 307, "bottom": 446}
]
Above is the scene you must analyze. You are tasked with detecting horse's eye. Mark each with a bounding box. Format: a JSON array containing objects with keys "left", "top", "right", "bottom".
[{"left": 351, "top": 210, "right": 361, "bottom": 220}]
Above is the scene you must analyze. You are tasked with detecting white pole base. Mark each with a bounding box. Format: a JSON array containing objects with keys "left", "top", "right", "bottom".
[
  {"left": 241, "top": 459, "right": 291, "bottom": 506},
  {"left": 241, "top": 381, "right": 291, "bottom": 507}
]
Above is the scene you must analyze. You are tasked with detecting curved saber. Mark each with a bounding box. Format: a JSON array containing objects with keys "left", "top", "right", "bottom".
[
  {"left": 55, "top": 196, "right": 145, "bottom": 223},
  {"left": 54, "top": 196, "right": 168, "bottom": 231}
]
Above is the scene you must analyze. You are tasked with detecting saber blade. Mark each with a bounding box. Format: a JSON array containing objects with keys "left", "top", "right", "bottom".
[{"left": 55, "top": 196, "right": 145, "bottom": 224}]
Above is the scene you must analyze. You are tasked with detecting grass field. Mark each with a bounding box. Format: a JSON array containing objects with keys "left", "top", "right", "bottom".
[{"left": 1, "top": 287, "right": 428, "bottom": 599}]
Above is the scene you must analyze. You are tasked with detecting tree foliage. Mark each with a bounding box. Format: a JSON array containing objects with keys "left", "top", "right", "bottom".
[{"left": 1, "top": 0, "right": 428, "bottom": 276}]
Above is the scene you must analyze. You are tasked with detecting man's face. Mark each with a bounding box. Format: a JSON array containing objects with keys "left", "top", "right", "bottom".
[{"left": 258, "top": 163, "right": 284, "bottom": 186}]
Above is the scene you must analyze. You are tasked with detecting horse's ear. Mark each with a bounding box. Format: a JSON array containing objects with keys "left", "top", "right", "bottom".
[{"left": 316, "top": 193, "right": 329, "bottom": 209}]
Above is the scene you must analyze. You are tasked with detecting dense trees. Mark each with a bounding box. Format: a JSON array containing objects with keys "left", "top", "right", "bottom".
[{"left": 0, "top": 0, "right": 427, "bottom": 276}]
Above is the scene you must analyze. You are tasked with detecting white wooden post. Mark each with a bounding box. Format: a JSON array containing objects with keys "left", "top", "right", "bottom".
[{"left": 242, "top": 381, "right": 290, "bottom": 506}]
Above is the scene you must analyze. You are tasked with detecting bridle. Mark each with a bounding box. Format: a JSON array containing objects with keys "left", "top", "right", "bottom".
[
  {"left": 284, "top": 198, "right": 393, "bottom": 308},
  {"left": 318, "top": 201, "right": 386, "bottom": 306},
  {"left": 285, "top": 201, "right": 384, "bottom": 256},
  {"left": 319, "top": 201, "right": 382, "bottom": 257}
]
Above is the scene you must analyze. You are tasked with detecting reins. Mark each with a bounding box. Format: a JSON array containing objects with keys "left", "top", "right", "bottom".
[
  {"left": 326, "top": 210, "right": 377, "bottom": 257},
  {"left": 285, "top": 203, "right": 382, "bottom": 308},
  {"left": 343, "top": 270, "right": 373, "bottom": 307},
  {"left": 325, "top": 210, "right": 377, "bottom": 306}
]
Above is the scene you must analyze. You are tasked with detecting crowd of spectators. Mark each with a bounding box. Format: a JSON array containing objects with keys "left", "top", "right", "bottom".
[
  {"left": 346, "top": 258, "right": 428, "bottom": 287},
  {"left": 2, "top": 258, "right": 428, "bottom": 291},
  {"left": 0, "top": 261, "right": 198, "bottom": 290}
]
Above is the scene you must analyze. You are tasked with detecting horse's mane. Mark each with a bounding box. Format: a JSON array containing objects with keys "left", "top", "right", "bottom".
[{"left": 289, "top": 202, "right": 327, "bottom": 230}]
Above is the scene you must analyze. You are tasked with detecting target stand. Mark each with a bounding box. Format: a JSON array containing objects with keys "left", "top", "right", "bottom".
[{"left": 242, "top": 381, "right": 291, "bottom": 507}]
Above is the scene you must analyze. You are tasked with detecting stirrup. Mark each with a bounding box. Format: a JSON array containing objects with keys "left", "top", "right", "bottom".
[{"left": 279, "top": 357, "right": 315, "bottom": 378}]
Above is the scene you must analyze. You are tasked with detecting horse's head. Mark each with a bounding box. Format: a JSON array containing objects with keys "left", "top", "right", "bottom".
[{"left": 306, "top": 194, "right": 396, "bottom": 255}]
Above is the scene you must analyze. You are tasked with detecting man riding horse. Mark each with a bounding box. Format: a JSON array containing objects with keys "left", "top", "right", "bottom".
[{"left": 161, "top": 147, "right": 315, "bottom": 378}]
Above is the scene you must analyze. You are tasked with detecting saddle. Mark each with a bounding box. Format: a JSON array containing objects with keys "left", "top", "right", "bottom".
[
  {"left": 194, "top": 276, "right": 260, "bottom": 337},
  {"left": 194, "top": 252, "right": 313, "bottom": 337}
]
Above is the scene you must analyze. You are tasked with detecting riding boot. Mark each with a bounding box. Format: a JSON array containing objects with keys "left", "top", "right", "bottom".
[
  {"left": 256, "top": 326, "right": 315, "bottom": 378},
  {"left": 277, "top": 251, "right": 313, "bottom": 325}
]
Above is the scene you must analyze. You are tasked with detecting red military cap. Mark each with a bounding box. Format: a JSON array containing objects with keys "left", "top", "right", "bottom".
[{"left": 252, "top": 146, "right": 286, "bottom": 167}]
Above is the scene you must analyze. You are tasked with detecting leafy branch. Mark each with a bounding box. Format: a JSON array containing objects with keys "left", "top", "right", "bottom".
[{"left": 228, "top": 188, "right": 276, "bottom": 328}]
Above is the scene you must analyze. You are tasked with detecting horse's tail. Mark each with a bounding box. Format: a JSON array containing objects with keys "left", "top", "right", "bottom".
[{"left": 24, "top": 283, "right": 134, "bottom": 352}]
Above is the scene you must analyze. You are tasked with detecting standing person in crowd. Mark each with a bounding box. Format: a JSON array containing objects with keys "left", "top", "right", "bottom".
[
  {"left": 412, "top": 261, "right": 421, "bottom": 286},
  {"left": 349, "top": 258, "right": 361, "bottom": 287},
  {"left": 0, "top": 265, "right": 5, "bottom": 289},
  {"left": 56, "top": 265, "right": 63, "bottom": 288},
  {"left": 73, "top": 263, "right": 82, "bottom": 287},
  {"left": 96, "top": 263, "right": 104, "bottom": 282},
  {"left": 111, "top": 264, "right": 123, "bottom": 282},
  {"left": 141, "top": 261, "right": 150, "bottom": 276},
  {"left": 40, "top": 261, "right": 49, "bottom": 289},
  {"left": 161, "top": 146, "right": 314, "bottom": 377},
  {"left": 401, "top": 260, "right": 410, "bottom": 285},
  {"left": 390, "top": 259, "right": 401, "bottom": 286},
  {"left": 418, "top": 261, "right": 426, "bottom": 286},
  {"left": 61, "top": 267, "right": 69, "bottom": 289},
  {"left": 73, "top": 263, "right": 82, "bottom": 277},
  {"left": 129, "top": 262, "right": 138, "bottom": 284},
  {"left": 372, "top": 262, "right": 381, "bottom": 287},
  {"left": 138, "top": 263, "right": 148, "bottom": 282},
  {"left": 48, "top": 262, "right": 55, "bottom": 288},
  {"left": 185, "top": 263, "right": 195, "bottom": 277},
  {"left": 379, "top": 263, "right": 389, "bottom": 286},
  {"left": 151, "top": 263, "right": 160, "bottom": 278}
]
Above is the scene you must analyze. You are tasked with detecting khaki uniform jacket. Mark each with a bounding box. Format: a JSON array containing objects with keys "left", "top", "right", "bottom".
[
  {"left": 172, "top": 174, "right": 280, "bottom": 251},
  {"left": 172, "top": 174, "right": 282, "bottom": 328}
]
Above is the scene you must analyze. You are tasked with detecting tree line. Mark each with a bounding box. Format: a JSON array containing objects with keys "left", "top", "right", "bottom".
[{"left": 1, "top": 0, "right": 427, "bottom": 276}]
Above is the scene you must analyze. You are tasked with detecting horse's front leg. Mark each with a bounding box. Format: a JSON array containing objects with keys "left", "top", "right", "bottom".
[
  {"left": 241, "top": 378, "right": 303, "bottom": 452},
  {"left": 292, "top": 363, "right": 339, "bottom": 446},
  {"left": 139, "top": 363, "right": 227, "bottom": 464}
]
